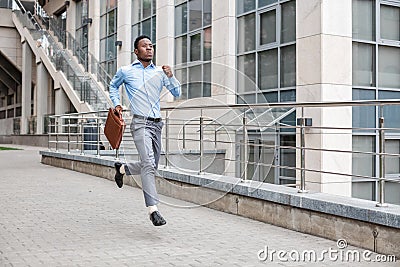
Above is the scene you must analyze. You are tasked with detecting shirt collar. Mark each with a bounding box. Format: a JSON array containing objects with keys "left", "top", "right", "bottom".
[{"left": 132, "top": 59, "right": 155, "bottom": 69}]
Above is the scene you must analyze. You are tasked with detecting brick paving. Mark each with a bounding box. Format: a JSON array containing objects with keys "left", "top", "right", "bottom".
[{"left": 0, "top": 145, "right": 398, "bottom": 266}]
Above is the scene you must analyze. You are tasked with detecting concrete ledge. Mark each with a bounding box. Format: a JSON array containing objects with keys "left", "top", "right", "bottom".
[
  {"left": 40, "top": 150, "right": 400, "bottom": 257},
  {"left": 0, "top": 134, "right": 48, "bottom": 147},
  {"left": 158, "top": 168, "right": 400, "bottom": 228}
]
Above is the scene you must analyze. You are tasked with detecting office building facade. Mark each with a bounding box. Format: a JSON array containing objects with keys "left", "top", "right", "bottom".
[{"left": 0, "top": 0, "right": 399, "bottom": 203}]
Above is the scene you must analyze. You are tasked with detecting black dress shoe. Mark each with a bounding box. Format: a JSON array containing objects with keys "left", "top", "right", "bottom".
[
  {"left": 114, "top": 162, "right": 124, "bottom": 188},
  {"left": 149, "top": 211, "right": 166, "bottom": 226}
]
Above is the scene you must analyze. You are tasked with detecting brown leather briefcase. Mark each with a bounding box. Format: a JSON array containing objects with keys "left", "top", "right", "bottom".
[{"left": 104, "top": 108, "right": 126, "bottom": 149}]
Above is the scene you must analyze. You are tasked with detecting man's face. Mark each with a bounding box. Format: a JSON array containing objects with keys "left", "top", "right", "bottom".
[{"left": 134, "top": 38, "right": 153, "bottom": 62}]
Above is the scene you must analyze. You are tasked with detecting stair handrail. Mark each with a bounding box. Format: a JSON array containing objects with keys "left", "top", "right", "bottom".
[
  {"left": 66, "top": 32, "right": 114, "bottom": 90},
  {"left": 34, "top": 2, "right": 66, "bottom": 53},
  {"left": 13, "top": 0, "right": 112, "bottom": 110},
  {"left": 33, "top": 0, "right": 113, "bottom": 91}
]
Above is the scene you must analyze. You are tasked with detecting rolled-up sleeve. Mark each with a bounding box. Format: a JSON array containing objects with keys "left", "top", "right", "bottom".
[
  {"left": 163, "top": 74, "right": 181, "bottom": 97},
  {"left": 109, "top": 68, "right": 125, "bottom": 107}
]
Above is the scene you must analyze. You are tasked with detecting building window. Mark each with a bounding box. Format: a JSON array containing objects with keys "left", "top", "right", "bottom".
[
  {"left": 352, "top": 136, "right": 377, "bottom": 201},
  {"left": 352, "top": 0, "right": 400, "bottom": 204},
  {"left": 236, "top": 0, "right": 296, "bottom": 104},
  {"left": 75, "top": 0, "right": 89, "bottom": 69},
  {"left": 174, "top": 0, "right": 212, "bottom": 100},
  {"left": 51, "top": 10, "right": 67, "bottom": 47},
  {"left": 0, "top": 0, "right": 13, "bottom": 9},
  {"left": 380, "top": 4, "right": 400, "bottom": 42},
  {"left": 131, "top": 0, "right": 157, "bottom": 62},
  {"left": 236, "top": 0, "right": 296, "bottom": 185},
  {"left": 353, "top": 0, "right": 400, "bottom": 89},
  {"left": 100, "top": 0, "right": 117, "bottom": 80}
]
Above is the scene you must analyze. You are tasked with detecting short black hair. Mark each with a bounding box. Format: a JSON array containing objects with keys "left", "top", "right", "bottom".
[{"left": 134, "top": 35, "right": 151, "bottom": 49}]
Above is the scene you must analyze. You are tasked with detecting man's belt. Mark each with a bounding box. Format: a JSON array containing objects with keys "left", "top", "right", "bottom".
[{"left": 133, "top": 114, "right": 162, "bottom": 122}]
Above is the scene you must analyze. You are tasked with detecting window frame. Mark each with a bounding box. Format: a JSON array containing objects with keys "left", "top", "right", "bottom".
[
  {"left": 131, "top": 0, "right": 157, "bottom": 62},
  {"left": 174, "top": 0, "right": 212, "bottom": 100},
  {"left": 75, "top": 0, "right": 89, "bottom": 68},
  {"left": 352, "top": 0, "right": 400, "bottom": 203},
  {"left": 100, "top": 0, "right": 118, "bottom": 77},
  {"left": 236, "top": 0, "right": 296, "bottom": 104}
]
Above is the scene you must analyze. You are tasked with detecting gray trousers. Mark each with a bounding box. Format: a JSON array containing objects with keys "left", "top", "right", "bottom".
[{"left": 124, "top": 117, "right": 163, "bottom": 207}]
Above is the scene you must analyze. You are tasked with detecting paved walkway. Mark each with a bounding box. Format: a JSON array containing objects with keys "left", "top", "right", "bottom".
[{"left": 0, "top": 145, "right": 398, "bottom": 267}]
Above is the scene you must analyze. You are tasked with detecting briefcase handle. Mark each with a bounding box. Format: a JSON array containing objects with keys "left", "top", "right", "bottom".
[
  {"left": 114, "top": 108, "right": 123, "bottom": 120},
  {"left": 111, "top": 108, "right": 124, "bottom": 124}
]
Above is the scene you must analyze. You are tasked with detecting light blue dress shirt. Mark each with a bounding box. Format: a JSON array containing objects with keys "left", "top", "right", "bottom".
[{"left": 109, "top": 60, "right": 181, "bottom": 118}]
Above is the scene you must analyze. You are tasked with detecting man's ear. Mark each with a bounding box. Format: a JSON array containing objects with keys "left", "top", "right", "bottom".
[{"left": 134, "top": 48, "right": 138, "bottom": 55}]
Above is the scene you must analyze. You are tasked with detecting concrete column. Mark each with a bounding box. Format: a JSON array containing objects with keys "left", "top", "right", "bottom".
[
  {"left": 296, "top": 0, "right": 352, "bottom": 196},
  {"left": 66, "top": 0, "right": 77, "bottom": 37},
  {"left": 88, "top": 0, "right": 100, "bottom": 63},
  {"left": 21, "top": 41, "right": 32, "bottom": 134},
  {"left": 156, "top": 0, "right": 174, "bottom": 68},
  {"left": 36, "top": 62, "right": 49, "bottom": 134},
  {"left": 211, "top": 0, "right": 236, "bottom": 105},
  {"left": 117, "top": 0, "right": 132, "bottom": 68},
  {"left": 54, "top": 86, "right": 70, "bottom": 115},
  {"left": 209, "top": 0, "right": 237, "bottom": 177},
  {"left": 156, "top": 0, "right": 175, "bottom": 103},
  {"left": 116, "top": 0, "right": 132, "bottom": 107}
]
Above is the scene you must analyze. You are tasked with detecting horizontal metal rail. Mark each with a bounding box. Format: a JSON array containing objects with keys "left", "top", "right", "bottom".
[{"left": 46, "top": 100, "right": 400, "bottom": 206}]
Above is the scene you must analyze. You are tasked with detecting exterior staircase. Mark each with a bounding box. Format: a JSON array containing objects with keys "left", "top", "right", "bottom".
[
  {"left": 33, "top": 1, "right": 113, "bottom": 93},
  {"left": 11, "top": 0, "right": 112, "bottom": 113}
]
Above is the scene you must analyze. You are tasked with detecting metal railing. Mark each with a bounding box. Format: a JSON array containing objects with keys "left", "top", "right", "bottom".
[
  {"left": 47, "top": 110, "right": 110, "bottom": 156},
  {"left": 46, "top": 100, "right": 400, "bottom": 207},
  {"left": 66, "top": 32, "right": 113, "bottom": 89},
  {"left": 28, "top": 115, "right": 36, "bottom": 134},
  {"left": 33, "top": 1, "right": 113, "bottom": 90},
  {"left": 48, "top": 16, "right": 66, "bottom": 47},
  {"left": 13, "top": 117, "right": 20, "bottom": 134},
  {"left": 33, "top": 1, "right": 65, "bottom": 46},
  {"left": 13, "top": 0, "right": 112, "bottom": 111}
]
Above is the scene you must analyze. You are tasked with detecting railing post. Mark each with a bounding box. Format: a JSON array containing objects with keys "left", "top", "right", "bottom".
[
  {"left": 376, "top": 106, "right": 388, "bottom": 207},
  {"left": 48, "top": 117, "right": 51, "bottom": 151},
  {"left": 76, "top": 123, "right": 79, "bottom": 151},
  {"left": 164, "top": 111, "right": 170, "bottom": 169},
  {"left": 96, "top": 113, "right": 100, "bottom": 158},
  {"left": 48, "top": 130, "right": 51, "bottom": 151},
  {"left": 297, "top": 106, "right": 310, "bottom": 193},
  {"left": 298, "top": 117, "right": 307, "bottom": 193},
  {"left": 80, "top": 117, "right": 84, "bottom": 155},
  {"left": 198, "top": 112, "right": 204, "bottom": 174},
  {"left": 55, "top": 117, "right": 59, "bottom": 152},
  {"left": 67, "top": 117, "right": 70, "bottom": 154},
  {"left": 241, "top": 116, "right": 248, "bottom": 182},
  {"left": 115, "top": 148, "right": 119, "bottom": 160}
]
